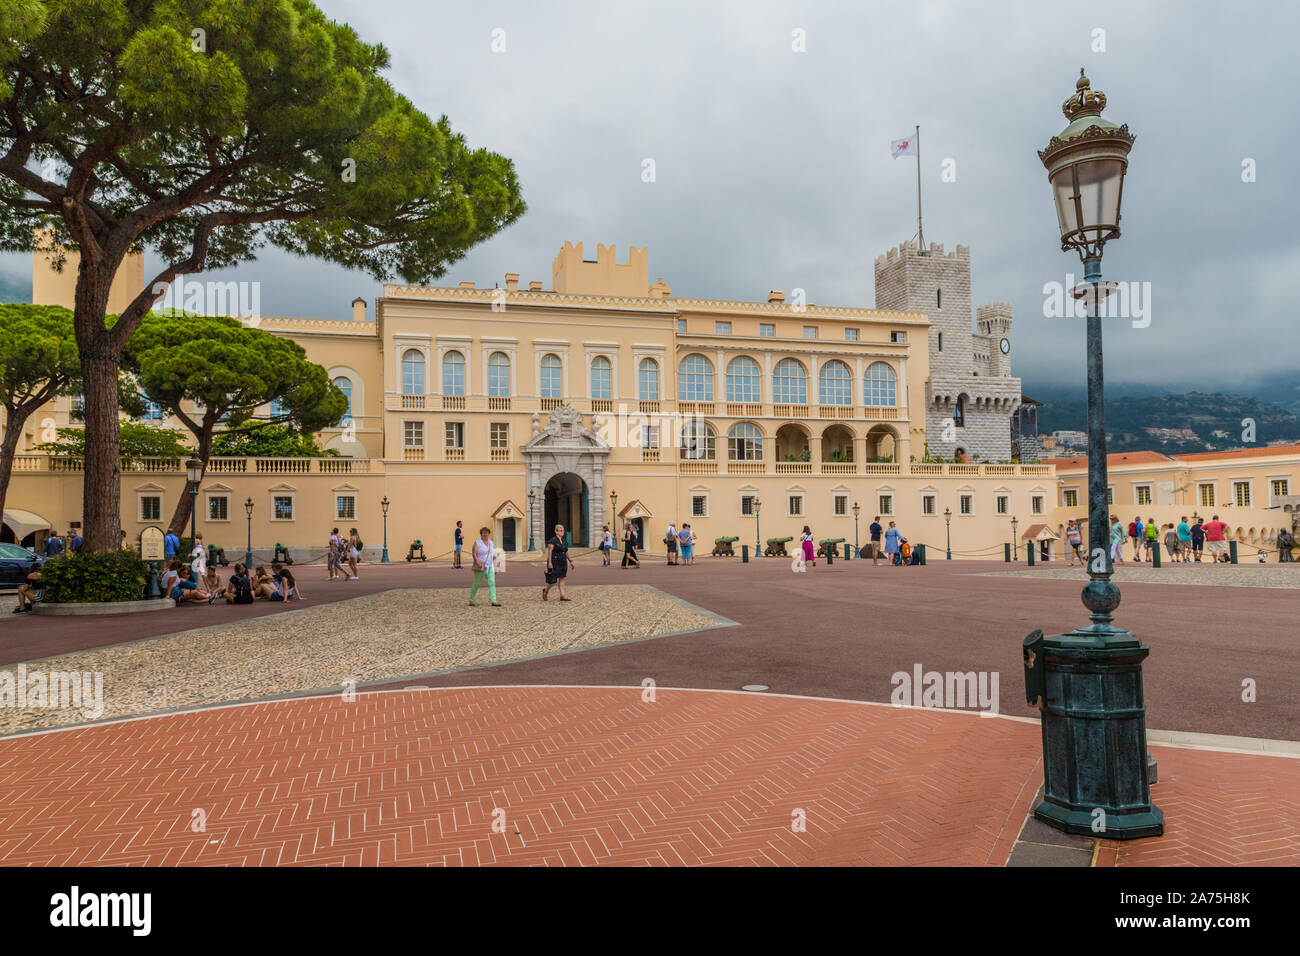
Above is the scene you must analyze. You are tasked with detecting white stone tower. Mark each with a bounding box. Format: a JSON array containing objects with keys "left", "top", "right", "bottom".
[{"left": 874, "top": 240, "right": 1021, "bottom": 461}]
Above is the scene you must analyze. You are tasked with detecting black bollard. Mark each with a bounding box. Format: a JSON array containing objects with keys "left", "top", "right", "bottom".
[
  {"left": 1004, "top": 543, "right": 1011, "bottom": 563},
  {"left": 1151, "top": 541, "right": 1161, "bottom": 568},
  {"left": 741, "top": 544, "right": 749, "bottom": 563},
  {"left": 1026, "top": 542, "right": 1035, "bottom": 567}
]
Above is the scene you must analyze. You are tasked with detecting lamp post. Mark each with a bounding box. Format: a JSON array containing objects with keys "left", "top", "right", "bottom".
[
  {"left": 944, "top": 507, "right": 952, "bottom": 561},
  {"left": 185, "top": 457, "right": 203, "bottom": 551},
  {"left": 528, "top": 487, "right": 537, "bottom": 551},
  {"left": 852, "top": 500, "right": 861, "bottom": 558},
  {"left": 610, "top": 489, "right": 618, "bottom": 540},
  {"left": 1011, "top": 516, "right": 1018, "bottom": 561},
  {"left": 380, "top": 495, "right": 390, "bottom": 563},
  {"left": 243, "top": 497, "right": 254, "bottom": 567},
  {"left": 1027, "top": 69, "right": 1161, "bottom": 839},
  {"left": 753, "top": 496, "right": 762, "bottom": 558}
]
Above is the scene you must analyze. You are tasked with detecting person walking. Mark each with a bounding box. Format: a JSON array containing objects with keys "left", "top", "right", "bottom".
[
  {"left": 43, "top": 531, "right": 64, "bottom": 558},
  {"left": 1129, "top": 517, "right": 1143, "bottom": 562},
  {"left": 453, "top": 521, "right": 464, "bottom": 569},
  {"left": 621, "top": 523, "right": 640, "bottom": 568},
  {"left": 1190, "top": 517, "right": 1206, "bottom": 562},
  {"left": 869, "top": 516, "right": 883, "bottom": 565},
  {"left": 884, "top": 521, "right": 902, "bottom": 566},
  {"left": 163, "top": 529, "right": 180, "bottom": 561},
  {"left": 1177, "top": 516, "right": 1193, "bottom": 563},
  {"left": 1065, "top": 518, "right": 1083, "bottom": 566},
  {"left": 543, "top": 523, "right": 575, "bottom": 601},
  {"left": 678, "top": 523, "right": 694, "bottom": 565},
  {"left": 600, "top": 525, "right": 613, "bottom": 566},
  {"left": 1163, "top": 524, "right": 1180, "bottom": 563},
  {"left": 327, "top": 527, "right": 342, "bottom": 580},
  {"left": 68, "top": 529, "right": 83, "bottom": 552},
  {"left": 190, "top": 532, "right": 207, "bottom": 579},
  {"left": 800, "top": 525, "right": 816, "bottom": 567},
  {"left": 468, "top": 527, "right": 501, "bottom": 607},
  {"left": 1110, "top": 516, "right": 1126, "bottom": 566},
  {"left": 1202, "top": 514, "right": 1230, "bottom": 563},
  {"left": 663, "top": 520, "right": 679, "bottom": 565},
  {"left": 346, "top": 528, "right": 361, "bottom": 578},
  {"left": 1142, "top": 518, "right": 1158, "bottom": 560}
]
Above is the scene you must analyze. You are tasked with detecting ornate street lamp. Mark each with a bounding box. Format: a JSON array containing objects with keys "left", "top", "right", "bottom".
[
  {"left": 380, "top": 495, "right": 390, "bottom": 563},
  {"left": 753, "top": 496, "right": 762, "bottom": 558},
  {"left": 1028, "top": 69, "right": 1161, "bottom": 839},
  {"left": 610, "top": 489, "right": 618, "bottom": 537},
  {"left": 944, "top": 507, "right": 952, "bottom": 561},
  {"left": 527, "top": 487, "right": 537, "bottom": 551},
  {"left": 185, "top": 456, "right": 203, "bottom": 550},
  {"left": 243, "top": 497, "right": 254, "bottom": 568},
  {"left": 1011, "top": 516, "right": 1018, "bottom": 561},
  {"left": 852, "top": 500, "right": 861, "bottom": 558}
]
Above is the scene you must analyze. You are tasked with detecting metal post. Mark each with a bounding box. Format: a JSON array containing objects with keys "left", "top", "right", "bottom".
[
  {"left": 1229, "top": 540, "right": 1238, "bottom": 564},
  {"left": 741, "top": 544, "right": 749, "bottom": 563},
  {"left": 189, "top": 486, "right": 198, "bottom": 553},
  {"left": 244, "top": 514, "right": 252, "bottom": 567},
  {"left": 381, "top": 513, "right": 389, "bottom": 562}
]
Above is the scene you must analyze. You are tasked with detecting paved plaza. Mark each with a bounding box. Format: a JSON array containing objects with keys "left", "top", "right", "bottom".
[{"left": 1, "top": 556, "right": 1296, "bottom": 866}]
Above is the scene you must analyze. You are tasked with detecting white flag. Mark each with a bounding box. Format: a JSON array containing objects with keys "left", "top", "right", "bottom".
[{"left": 890, "top": 134, "right": 917, "bottom": 158}]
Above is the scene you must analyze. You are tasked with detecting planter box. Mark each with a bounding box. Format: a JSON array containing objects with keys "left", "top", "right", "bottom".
[{"left": 33, "top": 598, "right": 175, "bottom": 616}]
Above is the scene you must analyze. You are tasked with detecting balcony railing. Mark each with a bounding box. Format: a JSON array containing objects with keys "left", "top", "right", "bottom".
[
  {"left": 442, "top": 395, "right": 466, "bottom": 410},
  {"left": 726, "top": 403, "right": 763, "bottom": 418},
  {"left": 403, "top": 447, "right": 425, "bottom": 461},
  {"left": 445, "top": 447, "right": 465, "bottom": 461},
  {"left": 862, "top": 406, "right": 900, "bottom": 419},
  {"left": 775, "top": 461, "right": 812, "bottom": 475},
  {"left": 678, "top": 401, "right": 715, "bottom": 415},
  {"left": 862, "top": 463, "right": 902, "bottom": 476},
  {"left": 488, "top": 396, "right": 512, "bottom": 411},
  {"left": 822, "top": 462, "right": 857, "bottom": 475},
  {"left": 726, "top": 461, "right": 766, "bottom": 475},
  {"left": 641, "top": 448, "right": 662, "bottom": 463},
  {"left": 591, "top": 398, "right": 614, "bottom": 413},
  {"left": 490, "top": 447, "right": 511, "bottom": 462},
  {"left": 639, "top": 400, "right": 660, "bottom": 414},
  {"left": 772, "top": 404, "right": 810, "bottom": 418},
  {"left": 540, "top": 397, "right": 564, "bottom": 411},
  {"left": 400, "top": 394, "right": 426, "bottom": 410},
  {"left": 680, "top": 460, "right": 718, "bottom": 475},
  {"left": 818, "top": 405, "right": 856, "bottom": 419}
]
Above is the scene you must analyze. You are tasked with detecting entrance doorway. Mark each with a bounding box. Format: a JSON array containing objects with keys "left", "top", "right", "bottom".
[
  {"left": 544, "top": 473, "right": 589, "bottom": 547},
  {"left": 501, "top": 517, "right": 517, "bottom": 553}
]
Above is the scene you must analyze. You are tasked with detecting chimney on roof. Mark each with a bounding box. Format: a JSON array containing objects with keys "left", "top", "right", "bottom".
[
  {"left": 528, "top": 280, "right": 543, "bottom": 292},
  {"left": 458, "top": 281, "right": 476, "bottom": 289},
  {"left": 767, "top": 290, "right": 785, "bottom": 304},
  {"left": 505, "top": 273, "right": 519, "bottom": 292},
  {"left": 351, "top": 297, "right": 366, "bottom": 323}
]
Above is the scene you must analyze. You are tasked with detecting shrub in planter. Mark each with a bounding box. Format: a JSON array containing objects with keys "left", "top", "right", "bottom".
[{"left": 40, "top": 550, "right": 152, "bottom": 604}]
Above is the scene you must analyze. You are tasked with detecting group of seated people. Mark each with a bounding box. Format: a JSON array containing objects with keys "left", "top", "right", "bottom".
[{"left": 161, "top": 561, "right": 303, "bottom": 605}]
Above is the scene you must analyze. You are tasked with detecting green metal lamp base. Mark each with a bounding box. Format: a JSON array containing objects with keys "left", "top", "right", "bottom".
[{"left": 1034, "top": 800, "right": 1164, "bottom": 840}]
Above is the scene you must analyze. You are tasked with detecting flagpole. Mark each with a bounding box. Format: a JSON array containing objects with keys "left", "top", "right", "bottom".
[{"left": 915, "top": 124, "right": 925, "bottom": 252}]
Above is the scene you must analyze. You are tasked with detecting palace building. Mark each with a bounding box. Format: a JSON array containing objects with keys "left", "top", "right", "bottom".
[{"left": 6, "top": 239, "right": 1069, "bottom": 558}]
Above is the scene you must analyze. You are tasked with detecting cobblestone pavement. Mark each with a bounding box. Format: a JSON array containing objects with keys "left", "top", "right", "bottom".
[
  {"left": 982, "top": 562, "right": 1300, "bottom": 589},
  {"left": 0, "top": 585, "right": 729, "bottom": 735}
]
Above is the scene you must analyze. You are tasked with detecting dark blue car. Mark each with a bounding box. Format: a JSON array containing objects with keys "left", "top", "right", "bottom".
[{"left": 0, "top": 542, "right": 41, "bottom": 588}]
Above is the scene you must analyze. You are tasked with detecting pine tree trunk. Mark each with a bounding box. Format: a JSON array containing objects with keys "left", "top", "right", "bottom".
[
  {"left": 73, "top": 266, "right": 121, "bottom": 553},
  {"left": 0, "top": 410, "right": 25, "bottom": 528},
  {"left": 167, "top": 427, "right": 213, "bottom": 536}
]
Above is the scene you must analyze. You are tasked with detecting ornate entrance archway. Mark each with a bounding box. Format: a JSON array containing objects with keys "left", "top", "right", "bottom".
[{"left": 521, "top": 406, "right": 611, "bottom": 549}]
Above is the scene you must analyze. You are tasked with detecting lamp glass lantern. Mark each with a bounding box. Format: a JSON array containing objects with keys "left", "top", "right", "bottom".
[{"left": 185, "top": 457, "right": 204, "bottom": 484}]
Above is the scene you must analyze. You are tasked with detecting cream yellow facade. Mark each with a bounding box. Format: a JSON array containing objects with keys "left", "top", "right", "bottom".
[{"left": 6, "top": 240, "right": 1063, "bottom": 559}]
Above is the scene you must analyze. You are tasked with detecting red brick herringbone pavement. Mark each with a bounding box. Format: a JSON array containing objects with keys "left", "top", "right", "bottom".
[{"left": 0, "top": 688, "right": 1042, "bottom": 866}]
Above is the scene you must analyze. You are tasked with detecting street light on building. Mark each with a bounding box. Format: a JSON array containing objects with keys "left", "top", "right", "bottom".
[
  {"left": 944, "top": 507, "right": 952, "bottom": 560},
  {"left": 380, "top": 495, "right": 390, "bottom": 563},
  {"left": 1029, "top": 68, "right": 1161, "bottom": 839},
  {"left": 185, "top": 457, "right": 203, "bottom": 550},
  {"left": 852, "top": 500, "right": 861, "bottom": 558},
  {"left": 243, "top": 497, "right": 254, "bottom": 568}
]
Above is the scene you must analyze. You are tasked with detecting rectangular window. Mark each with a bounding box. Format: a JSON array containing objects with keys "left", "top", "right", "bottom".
[
  {"left": 207, "top": 495, "right": 228, "bottom": 522},
  {"left": 714, "top": 321, "right": 731, "bottom": 335},
  {"left": 692, "top": 495, "right": 708, "bottom": 518},
  {"left": 833, "top": 493, "right": 849, "bottom": 516},
  {"left": 677, "top": 319, "right": 687, "bottom": 333},
  {"left": 960, "top": 494, "right": 973, "bottom": 516},
  {"left": 403, "top": 421, "right": 424, "bottom": 447},
  {"left": 444, "top": 422, "right": 464, "bottom": 449},
  {"left": 890, "top": 331, "right": 907, "bottom": 343},
  {"left": 1271, "top": 479, "right": 1290, "bottom": 498},
  {"left": 802, "top": 326, "right": 818, "bottom": 339},
  {"left": 139, "top": 495, "right": 161, "bottom": 522},
  {"left": 336, "top": 495, "right": 356, "bottom": 520},
  {"left": 1031, "top": 495, "right": 1044, "bottom": 515},
  {"left": 1233, "top": 481, "right": 1251, "bottom": 508},
  {"left": 1063, "top": 488, "right": 1079, "bottom": 508},
  {"left": 1107, "top": 486, "right": 1114, "bottom": 505},
  {"left": 273, "top": 495, "right": 294, "bottom": 521},
  {"left": 996, "top": 494, "right": 1008, "bottom": 515},
  {"left": 878, "top": 494, "right": 893, "bottom": 516},
  {"left": 845, "top": 328, "right": 859, "bottom": 341},
  {"left": 490, "top": 423, "right": 509, "bottom": 448},
  {"left": 922, "top": 494, "right": 936, "bottom": 515},
  {"left": 788, "top": 494, "right": 804, "bottom": 516},
  {"left": 1135, "top": 485, "right": 1153, "bottom": 506},
  {"left": 741, "top": 495, "right": 756, "bottom": 516},
  {"left": 759, "top": 323, "right": 775, "bottom": 337},
  {"left": 1198, "top": 483, "right": 1215, "bottom": 507}
]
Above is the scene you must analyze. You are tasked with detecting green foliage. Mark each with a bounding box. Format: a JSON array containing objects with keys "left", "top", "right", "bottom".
[
  {"left": 210, "top": 424, "right": 335, "bottom": 457},
  {"left": 40, "top": 550, "right": 151, "bottom": 604},
  {"left": 124, "top": 311, "right": 347, "bottom": 436},
  {"left": 36, "top": 423, "right": 189, "bottom": 461},
  {"left": 0, "top": 303, "right": 80, "bottom": 408}
]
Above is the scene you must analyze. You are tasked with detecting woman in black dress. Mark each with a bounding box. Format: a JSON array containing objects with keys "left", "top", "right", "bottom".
[
  {"left": 543, "top": 523, "right": 575, "bottom": 601},
  {"left": 621, "top": 522, "right": 640, "bottom": 568}
]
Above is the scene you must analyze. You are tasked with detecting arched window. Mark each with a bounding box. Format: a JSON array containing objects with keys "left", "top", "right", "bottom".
[
  {"left": 638, "top": 357, "right": 660, "bottom": 400},
  {"left": 818, "top": 360, "right": 853, "bottom": 405},
  {"left": 590, "top": 355, "right": 612, "bottom": 399},
  {"left": 726, "top": 356, "right": 762, "bottom": 403},
  {"left": 442, "top": 350, "right": 465, "bottom": 396},
  {"left": 772, "top": 358, "right": 807, "bottom": 404},
  {"left": 864, "top": 362, "right": 897, "bottom": 406},
  {"left": 540, "top": 354, "right": 563, "bottom": 398},
  {"left": 401, "top": 349, "right": 425, "bottom": 395},
  {"left": 332, "top": 376, "right": 353, "bottom": 422},
  {"left": 487, "top": 351, "right": 511, "bottom": 397},
  {"left": 678, "top": 354, "right": 714, "bottom": 402},
  {"left": 727, "top": 422, "right": 764, "bottom": 461},
  {"left": 680, "top": 421, "right": 716, "bottom": 460},
  {"left": 953, "top": 396, "right": 966, "bottom": 428}
]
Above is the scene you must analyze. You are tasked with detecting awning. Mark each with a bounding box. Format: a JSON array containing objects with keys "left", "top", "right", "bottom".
[{"left": 2, "top": 508, "right": 51, "bottom": 540}]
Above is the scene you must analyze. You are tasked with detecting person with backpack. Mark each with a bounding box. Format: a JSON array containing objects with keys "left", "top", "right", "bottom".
[
  {"left": 225, "top": 564, "right": 256, "bottom": 605},
  {"left": 345, "top": 528, "right": 361, "bottom": 579},
  {"left": 1190, "top": 518, "right": 1206, "bottom": 562},
  {"left": 1143, "top": 518, "right": 1159, "bottom": 560},
  {"left": 1129, "top": 517, "right": 1143, "bottom": 561}
]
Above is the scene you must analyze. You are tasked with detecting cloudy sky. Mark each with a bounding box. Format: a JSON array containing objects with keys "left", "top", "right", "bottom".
[{"left": 3, "top": 0, "right": 1295, "bottom": 388}]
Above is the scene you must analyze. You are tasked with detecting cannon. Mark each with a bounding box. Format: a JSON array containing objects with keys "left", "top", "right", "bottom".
[
  {"left": 817, "top": 538, "right": 846, "bottom": 559},
  {"left": 405, "top": 539, "right": 427, "bottom": 562},
  {"left": 272, "top": 542, "right": 293, "bottom": 565},
  {"left": 764, "top": 536, "right": 794, "bottom": 557},
  {"left": 712, "top": 536, "right": 740, "bottom": 557},
  {"left": 207, "top": 543, "right": 229, "bottom": 567}
]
